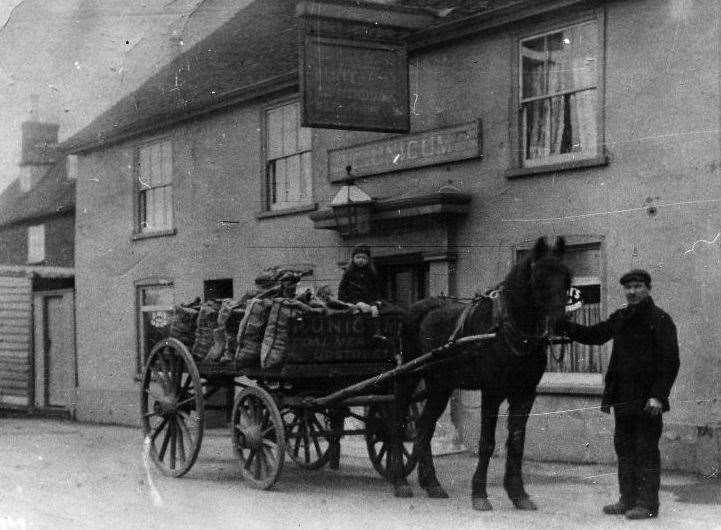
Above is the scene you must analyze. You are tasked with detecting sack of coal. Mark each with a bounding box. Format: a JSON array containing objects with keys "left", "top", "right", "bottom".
[
  {"left": 261, "top": 299, "right": 316, "bottom": 369},
  {"left": 235, "top": 298, "right": 273, "bottom": 366},
  {"left": 225, "top": 307, "right": 246, "bottom": 357},
  {"left": 169, "top": 299, "right": 200, "bottom": 347},
  {"left": 191, "top": 300, "right": 221, "bottom": 360}
]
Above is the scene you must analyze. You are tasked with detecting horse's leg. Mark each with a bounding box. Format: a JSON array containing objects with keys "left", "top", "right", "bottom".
[
  {"left": 471, "top": 392, "right": 503, "bottom": 511},
  {"left": 415, "top": 381, "right": 453, "bottom": 498},
  {"left": 390, "top": 378, "right": 414, "bottom": 498},
  {"left": 503, "top": 392, "right": 537, "bottom": 510}
]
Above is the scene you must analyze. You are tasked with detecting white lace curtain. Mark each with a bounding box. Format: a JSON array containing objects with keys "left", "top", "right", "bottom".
[{"left": 522, "top": 23, "right": 598, "bottom": 162}]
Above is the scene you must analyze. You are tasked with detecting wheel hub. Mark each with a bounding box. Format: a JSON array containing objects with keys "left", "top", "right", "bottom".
[
  {"left": 240, "top": 425, "right": 263, "bottom": 449},
  {"left": 154, "top": 398, "right": 177, "bottom": 417}
]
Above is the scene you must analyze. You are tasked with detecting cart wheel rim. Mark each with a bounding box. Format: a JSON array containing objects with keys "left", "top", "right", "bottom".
[
  {"left": 281, "top": 407, "right": 334, "bottom": 470},
  {"left": 140, "top": 338, "right": 204, "bottom": 478},
  {"left": 365, "top": 401, "right": 420, "bottom": 480},
  {"left": 232, "top": 386, "right": 286, "bottom": 490}
]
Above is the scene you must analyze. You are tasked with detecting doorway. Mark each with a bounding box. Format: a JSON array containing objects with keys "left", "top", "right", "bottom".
[
  {"left": 34, "top": 290, "right": 76, "bottom": 409},
  {"left": 376, "top": 253, "right": 429, "bottom": 308}
]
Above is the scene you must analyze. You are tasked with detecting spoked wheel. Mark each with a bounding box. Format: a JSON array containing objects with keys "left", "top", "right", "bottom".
[
  {"left": 140, "top": 338, "right": 204, "bottom": 477},
  {"left": 365, "top": 396, "right": 423, "bottom": 479},
  {"left": 231, "top": 386, "right": 285, "bottom": 490},
  {"left": 281, "top": 406, "right": 334, "bottom": 470}
]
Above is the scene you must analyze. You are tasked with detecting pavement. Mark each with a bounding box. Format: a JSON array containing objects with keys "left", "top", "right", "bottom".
[{"left": 0, "top": 417, "right": 720, "bottom": 530}]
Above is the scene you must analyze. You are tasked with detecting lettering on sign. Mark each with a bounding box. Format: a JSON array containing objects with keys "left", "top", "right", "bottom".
[
  {"left": 328, "top": 121, "right": 482, "bottom": 182},
  {"left": 301, "top": 36, "right": 409, "bottom": 133},
  {"left": 288, "top": 314, "right": 402, "bottom": 363}
]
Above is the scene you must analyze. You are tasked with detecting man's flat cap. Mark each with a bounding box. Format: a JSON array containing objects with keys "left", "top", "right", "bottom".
[{"left": 620, "top": 269, "right": 651, "bottom": 286}]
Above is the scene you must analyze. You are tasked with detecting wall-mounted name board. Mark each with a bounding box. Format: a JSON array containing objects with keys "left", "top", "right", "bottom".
[
  {"left": 301, "top": 36, "right": 409, "bottom": 133},
  {"left": 328, "top": 121, "right": 483, "bottom": 182}
]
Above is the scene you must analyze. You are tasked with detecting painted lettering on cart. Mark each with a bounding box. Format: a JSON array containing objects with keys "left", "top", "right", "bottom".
[{"left": 289, "top": 316, "right": 400, "bottom": 363}]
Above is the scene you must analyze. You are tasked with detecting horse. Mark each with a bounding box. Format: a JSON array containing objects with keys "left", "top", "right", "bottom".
[{"left": 392, "top": 236, "right": 571, "bottom": 511}]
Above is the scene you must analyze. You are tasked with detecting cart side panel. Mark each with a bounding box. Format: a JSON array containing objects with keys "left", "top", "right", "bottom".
[{"left": 286, "top": 313, "right": 402, "bottom": 365}]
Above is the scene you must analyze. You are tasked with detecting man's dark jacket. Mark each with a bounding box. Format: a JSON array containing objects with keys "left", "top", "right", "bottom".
[{"left": 558, "top": 297, "right": 679, "bottom": 413}]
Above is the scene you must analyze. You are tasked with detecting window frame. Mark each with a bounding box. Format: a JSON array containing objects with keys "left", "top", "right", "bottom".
[
  {"left": 27, "top": 223, "right": 45, "bottom": 264},
  {"left": 509, "top": 8, "right": 607, "bottom": 175},
  {"left": 133, "top": 136, "right": 175, "bottom": 237},
  {"left": 135, "top": 279, "right": 174, "bottom": 375},
  {"left": 260, "top": 98, "right": 315, "bottom": 215}
]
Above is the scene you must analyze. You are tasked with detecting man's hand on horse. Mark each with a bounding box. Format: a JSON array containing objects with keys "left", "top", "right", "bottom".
[{"left": 644, "top": 398, "right": 663, "bottom": 416}]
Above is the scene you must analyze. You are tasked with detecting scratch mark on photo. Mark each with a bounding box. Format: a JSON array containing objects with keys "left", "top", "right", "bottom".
[{"left": 684, "top": 232, "right": 721, "bottom": 255}]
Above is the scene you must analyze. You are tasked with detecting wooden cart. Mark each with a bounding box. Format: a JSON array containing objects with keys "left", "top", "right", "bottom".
[{"left": 140, "top": 311, "right": 429, "bottom": 490}]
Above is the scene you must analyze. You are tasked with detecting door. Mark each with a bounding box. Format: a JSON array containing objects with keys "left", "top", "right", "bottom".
[
  {"left": 376, "top": 254, "right": 429, "bottom": 308},
  {"left": 35, "top": 291, "right": 76, "bottom": 408}
]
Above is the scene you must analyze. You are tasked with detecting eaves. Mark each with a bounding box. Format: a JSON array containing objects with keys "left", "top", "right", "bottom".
[
  {"left": 65, "top": 71, "right": 299, "bottom": 155},
  {"left": 406, "top": 0, "right": 597, "bottom": 53},
  {"left": 0, "top": 208, "right": 75, "bottom": 231}
]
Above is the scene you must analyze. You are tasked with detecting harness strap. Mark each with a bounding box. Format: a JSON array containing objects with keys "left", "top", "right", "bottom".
[{"left": 447, "top": 287, "right": 502, "bottom": 343}]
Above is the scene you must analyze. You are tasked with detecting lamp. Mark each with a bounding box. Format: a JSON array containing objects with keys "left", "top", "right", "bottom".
[{"left": 330, "top": 166, "right": 374, "bottom": 237}]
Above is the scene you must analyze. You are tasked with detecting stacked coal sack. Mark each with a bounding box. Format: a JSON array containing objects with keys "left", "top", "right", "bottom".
[
  {"left": 205, "top": 298, "right": 246, "bottom": 362},
  {"left": 235, "top": 298, "right": 275, "bottom": 366},
  {"left": 260, "top": 298, "right": 326, "bottom": 369},
  {"left": 234, "top": 267, "right": 317, "bottom": 367},
  {"left": 169, "top": 298, "right": 201, "bottom": 348},
  {"left": 191, "top": 300, "right": 221, "bottom": 359}
]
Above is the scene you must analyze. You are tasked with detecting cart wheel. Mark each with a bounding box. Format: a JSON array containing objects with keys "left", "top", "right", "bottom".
[
  {"left": 140, "top": 338, "right": 204, "bottom": 478},
  {"left": 281, "top": 407, "right": 334, "bottom": 470},
  {"left": 365, "top": 398, "right": 422, "bottom": 479},
  {"left": 231, "top": 386, "right": 285, "bottom": 490}
]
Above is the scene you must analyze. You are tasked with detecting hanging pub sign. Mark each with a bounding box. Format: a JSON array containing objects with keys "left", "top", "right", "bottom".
[
  {"left": 295, "top": 0, "right": 434, "bottom": 133},
  {"left": 301, "top": 36, "right": 409, "bottom": 133}
]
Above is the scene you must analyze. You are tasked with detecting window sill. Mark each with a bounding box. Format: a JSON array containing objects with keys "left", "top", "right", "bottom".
[
  {"left": 132, "top": 228, "right": 177, "bottom": 241},
  {"left": 504, "top": 154, "right": 609, "bottom": 180},
  {"left": 537, "top": 371, "right": 604, "bottom": 396},
  {"left": 256, "top": 203, "right": 317, "bottom": 220}
]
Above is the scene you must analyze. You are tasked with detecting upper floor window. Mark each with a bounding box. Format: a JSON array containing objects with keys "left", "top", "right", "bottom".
[
  {"left": 137, "top": 140, "right": 173, "bottom": 233},
  {"left": 265, "top": 102, "right": 312, "bottom": 211},
  {"left": 520, "top": 21, "right": 599, "bottom": 167},
  {"left": 27, "top": 224, "right": 45, "bottom": 264}
]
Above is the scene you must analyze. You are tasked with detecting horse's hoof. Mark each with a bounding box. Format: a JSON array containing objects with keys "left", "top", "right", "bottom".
[
  {"left": 424, "top": 484, "right": 449, "bottom": 499},
  {"left": 512, "top": 497, "right": 537, "bottom": 511},
  {"left": 472, "top": 497, "right": 493, "bottom": 511},
  {"left": 394, "top": 484, "right": 414, "bottom": 498}
]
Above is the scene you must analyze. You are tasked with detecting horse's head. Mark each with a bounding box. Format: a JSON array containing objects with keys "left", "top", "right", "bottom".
[{"left": 527, "top": 236, "right": 572, "bottom": 327}]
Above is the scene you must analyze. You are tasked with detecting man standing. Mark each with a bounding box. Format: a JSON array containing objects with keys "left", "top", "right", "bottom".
[{"left": 557, "top": 269, "right": 679, "bottom": 520}]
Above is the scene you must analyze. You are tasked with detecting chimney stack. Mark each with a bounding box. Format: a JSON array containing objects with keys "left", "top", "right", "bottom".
[{"left": 19, "top": 95, "right": 60, "bottom": 192}]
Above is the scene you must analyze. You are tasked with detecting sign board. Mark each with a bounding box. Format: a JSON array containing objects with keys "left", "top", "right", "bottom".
[
  {"left": 328, "top": 121, "right": 483, "bottom": 182},
  {"left": 301, "top": 36, "right": 409, "bottom": 133}
]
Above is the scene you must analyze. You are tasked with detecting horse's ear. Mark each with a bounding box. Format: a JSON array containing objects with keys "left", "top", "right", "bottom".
[
  {"left": 532, "top": 237, "right": 549, "bottom": 260},
  {"left": 554, "top": 236, "right": 566, "bottom": 257}
]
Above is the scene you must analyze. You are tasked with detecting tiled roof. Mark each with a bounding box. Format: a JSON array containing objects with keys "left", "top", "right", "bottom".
[
  {"left": 61, "top": 0, "right": 298, "bottom": 153},
  {"left": 60, "top": 0, "right": 517, "bottom": 154},
  {"left": 0, "top": 162, "right": 74, "bottom": 227}
]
